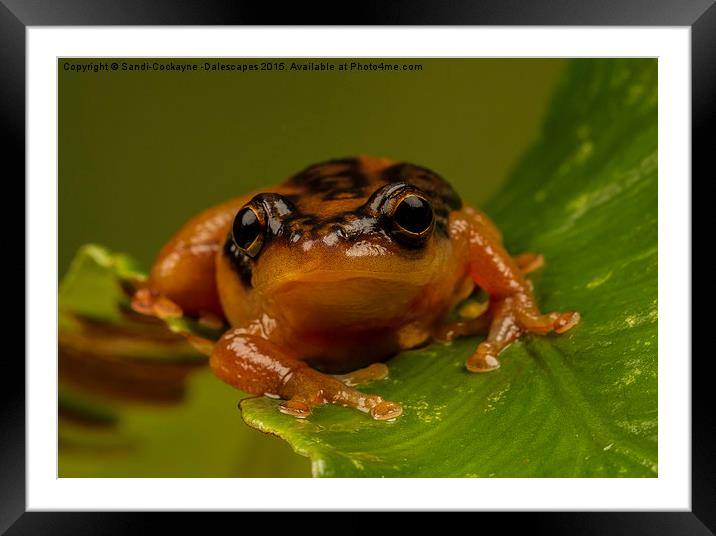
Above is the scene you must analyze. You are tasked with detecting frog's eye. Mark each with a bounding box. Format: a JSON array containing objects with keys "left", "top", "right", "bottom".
[
  {"left": 392, "top": 194, "right": 434, "bottom": 243},
  {"left": 232, "top": 205, "right": 265, "bottom": 258}
]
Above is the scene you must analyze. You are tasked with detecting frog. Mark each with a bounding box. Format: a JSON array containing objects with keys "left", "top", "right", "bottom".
[{"left": 131, "top": 156, "right": 580, "bottom": 421}]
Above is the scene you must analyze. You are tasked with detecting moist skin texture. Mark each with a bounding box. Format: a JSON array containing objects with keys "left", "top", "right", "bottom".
[{"left": 132, "top": 156, "right": 580, "bottom": 420}]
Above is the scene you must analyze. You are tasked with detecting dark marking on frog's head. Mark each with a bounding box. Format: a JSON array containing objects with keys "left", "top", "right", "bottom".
[
  {"left": 287, "top": 157, "right": 368, "bottom": 200},
  {"left": 224, "top": 157, "right": 463, "bottom": 288}
]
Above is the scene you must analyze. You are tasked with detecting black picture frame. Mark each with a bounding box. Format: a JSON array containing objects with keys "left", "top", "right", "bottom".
[{"left": 3, "top": 0, "right": 711, "bottom": 532}]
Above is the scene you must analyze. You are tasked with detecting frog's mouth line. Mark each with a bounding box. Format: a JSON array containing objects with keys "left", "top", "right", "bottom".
[{"left": 257, "top": 269, "right": 436, "bottom": 294}]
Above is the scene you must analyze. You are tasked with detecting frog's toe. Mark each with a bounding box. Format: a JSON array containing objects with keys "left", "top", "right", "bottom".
[
  {"left": 278, "top": 398, "right": 315, "bottom": 419},
  {"left": 331, "top": 390, "right": 397, "bottom": 419},
  {"left": 369, "top": 400, "right": 403, "bottom": 420},
  {"left": 335, "top": 363, "right": 389, "bottom": 387},
  {"left": 131, "top": 288, "right": 183, "bottom": 319},
  {"left": 434, "top": 316, "right": 491, "bottom": 344},
  {"left": 554, "top": 311, "right": 580, "bottom": 334},
  {"left": 514, "top": 252, "right": 544, "bottom": 275},
  {"left": 465, "top": 342, "right": 501, "bottom": 373},
  {"left": 514, "top": 301, "right": 581, "bottom": 336}
]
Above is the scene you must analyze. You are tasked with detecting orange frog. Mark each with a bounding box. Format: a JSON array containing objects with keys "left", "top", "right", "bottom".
[{"left": 132, "top": 157, "right": 579, "bottom": 420}]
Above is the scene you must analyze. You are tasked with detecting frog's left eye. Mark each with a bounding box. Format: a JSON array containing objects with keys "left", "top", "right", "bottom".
[
  {"left": 392, "top": 194, "right": 434, "bottom": 238},
  {"left": 232, "top": 205, "right": 265, "bottom": 258}
]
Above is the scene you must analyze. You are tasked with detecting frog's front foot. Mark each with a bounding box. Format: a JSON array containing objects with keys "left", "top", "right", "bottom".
[
  {"left": 210, "top": 328, "right": 402, "bottom": 421},
  {"left": 280, "top": 366, "right": 402, "bottom": 420},
  {"left": 465, "top": 293, "right": 580, "bottom": 373}
]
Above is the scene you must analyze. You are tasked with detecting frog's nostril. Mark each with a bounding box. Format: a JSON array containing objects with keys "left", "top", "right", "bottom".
[
  {"left": 318, "top": 225, "right": 348, "bottom": 247},
  {"left": 329, "top": 225, "right": 348, "bottom": 239}
]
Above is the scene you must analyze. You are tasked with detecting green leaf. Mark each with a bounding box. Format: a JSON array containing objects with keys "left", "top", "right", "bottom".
[
  {"left": 240, "top": 58, "right": 658, "bottom": 477},
  {"left": 58, "top": 245, "right": 310, "bottom": 477}
]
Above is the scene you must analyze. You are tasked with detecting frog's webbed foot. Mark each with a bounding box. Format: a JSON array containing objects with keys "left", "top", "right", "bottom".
[
  {"left": 211, "top": 328, "right": 402, "bottom": 421},
  {"left": 465, "top": 294, "right": 580, "bottom": 373}
]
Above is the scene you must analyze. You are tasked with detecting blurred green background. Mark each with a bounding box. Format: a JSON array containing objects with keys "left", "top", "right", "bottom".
[
  {"left": 59, "top": 58, "right": 565, "bottom": 274},
  {"left": 58, "top": 58, "right": 565, "bottom": 477}
]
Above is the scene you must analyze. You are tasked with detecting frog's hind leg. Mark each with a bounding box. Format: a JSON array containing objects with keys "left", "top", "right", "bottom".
[{"left": 211, "top": 328, "right": 402, "bottom": 420}]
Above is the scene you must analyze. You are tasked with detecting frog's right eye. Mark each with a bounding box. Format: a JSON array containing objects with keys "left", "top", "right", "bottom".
[{"left": 232, "top": 205, "right": 265, "bottom": 258}]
